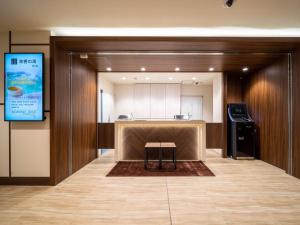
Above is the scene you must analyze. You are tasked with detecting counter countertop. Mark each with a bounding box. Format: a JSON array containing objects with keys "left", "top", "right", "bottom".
[{"left": 115, "top": 119, "right": 206, "bottom": 124}]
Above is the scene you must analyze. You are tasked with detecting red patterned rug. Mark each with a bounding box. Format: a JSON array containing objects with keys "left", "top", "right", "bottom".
[{"left": 106, "top": 161, "right": 215, "bottom": 176}]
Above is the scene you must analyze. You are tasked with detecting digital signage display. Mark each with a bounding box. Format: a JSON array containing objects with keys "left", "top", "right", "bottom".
[{"left": 4, "top": 53, "right": 44, "bottom": 121}]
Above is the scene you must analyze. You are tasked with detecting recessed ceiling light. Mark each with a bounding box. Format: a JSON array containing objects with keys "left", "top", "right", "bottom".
[
  {"left": 168, "top": 77, "right": 174, "bottom": 80},
  {"left": 175, "top": 67, "right": 180, "bottom": 72},
  {"left": 209, "top": 67, "right": 215, "bottom": 71},
  {"left": 80, "top": 53, "right": 88, "bottom": 59},
  {"left": 242, "top": 67, "right": 249, "bottom": 72},
  {"left": 145, "top": 77, "right": 150, "bottom": 80},
  {"left": 140, "top": 67, "right": 146, "bottom": 72},
  {"left": 106, "top": 67, "right": 112, "bottom": 71},
  {"left": 192, "top": 77, "right": 197, "bottom": 80},
  {"left": 122, "top": 77, "right": 126, "bottom": 80}
]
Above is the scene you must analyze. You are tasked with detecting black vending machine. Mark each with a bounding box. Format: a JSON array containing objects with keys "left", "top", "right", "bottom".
[{"left": 227, "top": 103, "right": 256, "bottom": 159}]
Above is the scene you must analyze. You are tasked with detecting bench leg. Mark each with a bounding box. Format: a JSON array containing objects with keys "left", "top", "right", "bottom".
[
  {"left": 173, "top": 147, "right": 177, "bottom": 169},
  {"left": 144, "top": 148, "right": 147, "bottom": 169},
  {"left": 159, "top": 147, "right": 162, "bottom": 169}
]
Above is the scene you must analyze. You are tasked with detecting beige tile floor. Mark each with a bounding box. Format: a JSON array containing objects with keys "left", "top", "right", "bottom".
[{"left": 0, "top": 149, "right": 300, "bottom": 225}]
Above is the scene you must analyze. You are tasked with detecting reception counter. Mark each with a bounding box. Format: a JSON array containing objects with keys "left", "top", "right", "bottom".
[{"left": 114, "top": 120, "right": 206, "bottom": 161}]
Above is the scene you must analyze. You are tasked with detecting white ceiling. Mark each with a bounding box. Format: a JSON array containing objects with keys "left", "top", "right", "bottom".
[
  {"left": 98, "top": 72, "right": 221, "bottom": 85},
  {"left": 0, "top": 0, "right": 300, "bottom": 33}
]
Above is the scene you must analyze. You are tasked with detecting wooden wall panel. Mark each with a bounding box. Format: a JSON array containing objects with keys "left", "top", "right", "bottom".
[
  {"left": 222, "top": 73, "right": 243, "bottom": 157},
  {"left": 292, "top": 50, "right": 300, "bottom": 178},
  {"left": 50, "top": 43, "right": 71, "bottom": 185},
  {"left": 243, "top": 56, "right": 289, "bottom": 171},
  {"left": 98, "top": 123, "right": 115, "bottom": 149},
  {"left": 71, "top": 56, "right": 97, "bottom": 173},
  {"left": 206, "top": 123, "right": 223, "bottom": 149},
  {"left": 226, "top": 74, "right": 243, "bottom": 104},
  {"left": 122, "top": 126, "right": 198, "bottom": 160}
]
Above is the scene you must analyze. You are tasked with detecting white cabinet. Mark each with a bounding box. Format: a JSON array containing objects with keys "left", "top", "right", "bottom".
[
  {"left": 115, "top": 85, "right": 134, "bottom": 117},
  {"left": 166, "top": 84, "right": 181, "bottom": 118},
  {"left": 115, "top": 83, "right": 181, "bottom": 119},
  {"left": 150, "top": 84, "right": 166, "bottom": 119},
  {"left": 134, "top": 84, "right": 151, "bottom": 119}
]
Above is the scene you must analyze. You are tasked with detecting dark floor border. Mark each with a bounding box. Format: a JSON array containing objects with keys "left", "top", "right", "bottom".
[{"left": 0, "top": 177, "right": 51, "bottom": 186}]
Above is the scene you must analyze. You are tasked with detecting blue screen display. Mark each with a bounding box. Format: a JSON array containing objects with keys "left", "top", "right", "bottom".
[{"left": 4, "top": 53, "right": 44, "bottom": 121}]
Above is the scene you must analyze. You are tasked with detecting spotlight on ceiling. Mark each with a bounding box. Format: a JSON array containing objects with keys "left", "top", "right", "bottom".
[
  {"left": 175, "top": 67, "right": 180, "bottom": 72},
  {"left": 106, "top": 67, "right": 112, "bottom": 71},
  {"left": 242, "top": 67, "right": 249, "bottom": 72},
  {"left": 209, "top": 67, "right": 215, "bottom": 72},
  {"left": 192, "top": 77, "right": 197, "bottom": 81},
  {"left": 224, "top": 0, "right": 235, "bottom": 8},
  {"left": 80, "top": 53, "right": 88, "bottom": 59},
  {"left": 140, "top": 67, "right": 146, "bottom": 72}
]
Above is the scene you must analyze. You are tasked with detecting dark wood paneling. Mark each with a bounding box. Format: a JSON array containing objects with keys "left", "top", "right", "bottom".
[
  {"left": 51, "top": 36, "right": 300, "bottom": 73},
  {"left": 98, "top": 123, "right": 115, "bottom": 149},
  {"left": 53, "top": 36, "right": 300, "bottom": 53},
  {"left": 226, "top": 74, "right": 243, "bottom": 103},
  {"left": 243, "top": 56, "right": 289, "bottom": 171},
  {"left": 0, "top": 177, "right": 50, "bottom": 186},
  {"left": 206, "top": 123, "right": 223, "bottom": 149},
  {"left": 71, "top": 56, "right": 97, "bottom": 173},
  {"left": 50, "top": 42, "right": 71, "bottom": 185},
  {"left": 292, "top": 50, "right": 300, "bottom": 178},
  {"left": 223, "top": 73, "right": 243, "bottom": 157},
  {"left": 87, "top": 54, "right": 280, "bottom": 73}
]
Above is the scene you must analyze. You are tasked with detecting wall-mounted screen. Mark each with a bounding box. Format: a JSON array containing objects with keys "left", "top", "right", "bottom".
[{"left": 4, "top": 53, "right": 44, "bottom": 121}]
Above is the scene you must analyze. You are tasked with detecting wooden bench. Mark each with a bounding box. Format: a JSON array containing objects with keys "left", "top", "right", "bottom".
[
  {"left": 144, "top": 142, "right": 162, "bottom": 169},
  {"left": 144, "top": 142, "right": 176, "bottom": 170},
  {"left": 161, "top": 142, "right": 177, "bottom": 169}
]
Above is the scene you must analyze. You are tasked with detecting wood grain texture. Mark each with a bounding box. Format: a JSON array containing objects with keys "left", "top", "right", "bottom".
[
  {"left": 71, "top": 56, "right": 97, "bottom": 173},
  {"left": 206, "top": 123, "right": 223, "bottom": 149},
  {"left": 53, "top": 36, "right": 300, "bottom": 53},
  {"left": 0, "top": 177, "right": 50, "bottom": 185},
  {"left": 122, "top": 126, "right": 198, "bottom": 160},
  {"left": 1, "top": 151, "right": 300, "bottom": 224},
  {"left": 226, "top": 74, "right": 243, "bottom": 104},
  {"left": 51, "top": 36, "right": 300, "bottom": 73},
  {"left": 87, "top": 54, "right": 280, "bottom": 73},
  {"left": 243, "top": 56, "right": 289, "bottom": 171},
  {"left": 222, "top": 73, "right": 243, "bottom": 157},
  {"left": 98, "top": 123, "right": 115, "bottom": 149},
  {"left": 292, "top": 50, "right": 300, "bottom": 178},
  {"left": 50, "top": 42, "right": 71, "bottom": 185}
]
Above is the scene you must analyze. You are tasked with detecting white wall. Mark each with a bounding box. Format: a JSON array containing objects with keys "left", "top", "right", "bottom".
[
  {"left": 2, "top": 1, "right": 300, "bottom": 30},
  {"left": 213, "top": 74, "right": 223, "bottom": 122},
  {"left": 181, "top": 84, "right": 213, "bottom": 122},
  {"left": 0, "top": 31, "right": 50, "bottom": 177},
  {"left": 97, "top": 75, "right": 115, "bottom": 122},
  {"left": 11, "top": 116, "right": 50, "bottom": 177},
  {"left": 0, "top": 32, "right": 9, "bottom": 176}
]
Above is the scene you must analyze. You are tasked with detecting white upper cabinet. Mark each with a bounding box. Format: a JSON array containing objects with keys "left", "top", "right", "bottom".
[
  {"left": 134, "top": 84, "right": 151, "bottom": 119},
  {"left": 115, "top": 84, "right": 135, "bottom": 117},
  {"left": 165, "top": 84, "right": 181, "bottom": 119},
  {"left": 116, "top": 83, "right": 181, "bottom": 119},
  {"left": 150, "top": 84, "right": 166, "bottom": 119}
]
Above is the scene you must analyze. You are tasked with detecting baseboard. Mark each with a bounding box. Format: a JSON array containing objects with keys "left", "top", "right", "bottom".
[{"left": 0, "top": 177, "right": 50, "bottom": 186}]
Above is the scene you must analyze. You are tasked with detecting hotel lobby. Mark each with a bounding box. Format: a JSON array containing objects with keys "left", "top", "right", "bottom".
[{"left": 0, "top": 0, "right": 300, "bottom": 224}]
